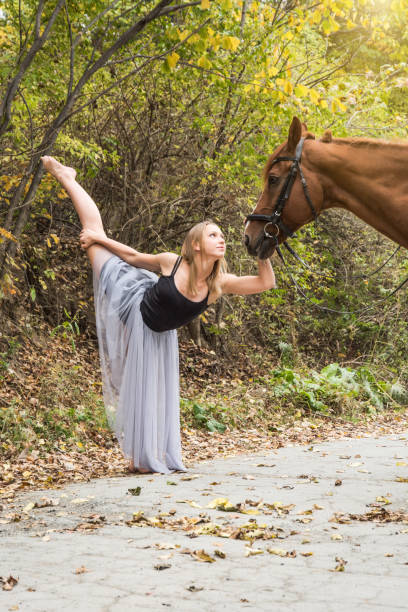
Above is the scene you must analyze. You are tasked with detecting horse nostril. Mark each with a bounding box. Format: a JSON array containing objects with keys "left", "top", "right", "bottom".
[{"left": 244, "top": 234, "right": 249, "bottom": 247}]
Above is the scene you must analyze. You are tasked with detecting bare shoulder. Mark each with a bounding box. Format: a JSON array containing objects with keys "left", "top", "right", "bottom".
[{"left": 158, "top": 252, "right": 179, "bottom": 275}]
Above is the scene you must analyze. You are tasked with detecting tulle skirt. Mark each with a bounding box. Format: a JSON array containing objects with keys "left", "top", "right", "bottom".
[{"left": 93, "top": 255, "right": 186, "bottom": 473}]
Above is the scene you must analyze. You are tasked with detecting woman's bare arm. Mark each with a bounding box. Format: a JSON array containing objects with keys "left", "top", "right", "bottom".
[
  {"left": 79, "top": 229, "right": 176, "bottom": 272},
  {"left": 221, "top": 259, "right": 276, "bottom": 295}
]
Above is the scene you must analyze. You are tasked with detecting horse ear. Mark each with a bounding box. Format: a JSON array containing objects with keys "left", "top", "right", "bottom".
[
  {"left": 321, "top": 129, "right": 332, "bottom": 143},
  {"left": 287, "top": 117, "right": 302, "bottom": 153}
]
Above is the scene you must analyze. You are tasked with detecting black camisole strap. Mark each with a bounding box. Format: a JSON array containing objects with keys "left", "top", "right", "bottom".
[{"left": 171, "top": 255, "right": 182, "bottom": 277}]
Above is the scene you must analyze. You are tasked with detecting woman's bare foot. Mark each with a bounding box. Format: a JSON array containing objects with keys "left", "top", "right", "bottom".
[
  {"left": 40, "top": 156, "right": 76, "bottom": 184},
  {"left": 128, "top": 459, "right": 150, "bottom": 474}
]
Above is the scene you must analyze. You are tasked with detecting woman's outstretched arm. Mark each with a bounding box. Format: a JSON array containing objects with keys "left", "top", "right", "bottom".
[
  {"left": 79, "top": 228, "right": 176, "bottom": 272},
  {"left": 221, "top": 258, "right": 276, "bottom": 295}
]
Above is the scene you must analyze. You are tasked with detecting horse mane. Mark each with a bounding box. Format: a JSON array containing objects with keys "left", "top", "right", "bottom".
[
  {"left": 262, "top": 134, "right": 408, "bottom": 182},
  {"left": 329, "top": 137, "right": 408, "bottom": 148}
]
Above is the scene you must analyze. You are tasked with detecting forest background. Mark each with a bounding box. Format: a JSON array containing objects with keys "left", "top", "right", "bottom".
[{"left": 1, "top": 0, "right": 408, "bottom": 481}]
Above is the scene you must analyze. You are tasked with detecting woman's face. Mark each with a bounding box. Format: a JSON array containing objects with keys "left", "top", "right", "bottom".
[{"left": 199, "top": 224, "right": 226, "bottom": 259}]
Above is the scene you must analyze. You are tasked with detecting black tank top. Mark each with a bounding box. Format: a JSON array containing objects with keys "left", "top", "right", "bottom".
[{"left": 140, "top": 256, "right": 209, "bottom": 332}]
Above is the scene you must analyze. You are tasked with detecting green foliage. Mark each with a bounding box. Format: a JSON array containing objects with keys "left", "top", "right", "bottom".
[
  {"left": 265, "top": 363, "right": 408, "bottom": 416},
  {"left": 50, "top": 309, "right": 80, "bottom": 351},
  {"left": 181, "top": 398, "right": 226, "bottom": 432}
]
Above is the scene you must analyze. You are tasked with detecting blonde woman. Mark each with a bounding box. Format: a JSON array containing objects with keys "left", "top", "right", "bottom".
[{"left": 41, "top": 156, "right": 276, "bottom": 474}]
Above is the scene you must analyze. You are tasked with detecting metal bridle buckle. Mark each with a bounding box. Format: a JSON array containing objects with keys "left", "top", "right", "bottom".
[{"left": 264, "top": 222, "right": 279, "bottom": 240}]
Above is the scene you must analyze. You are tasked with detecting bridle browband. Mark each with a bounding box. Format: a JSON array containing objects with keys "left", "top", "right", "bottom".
[{"left": 245, "top": 137, "right": 317, "bottom": 243}]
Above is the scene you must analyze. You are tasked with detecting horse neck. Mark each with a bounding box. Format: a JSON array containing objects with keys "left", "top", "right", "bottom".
[{"left": 308, "top": 138, "right": 408, "bottom": 248}]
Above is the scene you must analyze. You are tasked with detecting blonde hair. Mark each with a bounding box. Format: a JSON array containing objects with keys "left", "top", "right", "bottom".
[{"left": 181, "top": 220, "right": 227, "bottom": 302}]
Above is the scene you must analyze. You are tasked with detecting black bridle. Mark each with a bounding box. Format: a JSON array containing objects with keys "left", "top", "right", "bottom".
[
  {"left": 245, "top": 137, "right": 408, "bottom": 314},
  {"left": 245, "top": 137, "right": 317, "bottom": 244}
]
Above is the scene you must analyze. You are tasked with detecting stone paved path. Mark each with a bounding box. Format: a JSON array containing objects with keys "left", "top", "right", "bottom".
[{"left": 1, "top": 433, "right": 408, "bottom": 611}]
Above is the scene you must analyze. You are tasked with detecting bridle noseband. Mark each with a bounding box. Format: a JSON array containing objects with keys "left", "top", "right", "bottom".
[{"left": 245, "top": 137, "right": 317, "bottom": 244}]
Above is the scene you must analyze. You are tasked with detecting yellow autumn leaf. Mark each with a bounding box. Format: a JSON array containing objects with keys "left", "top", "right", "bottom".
[
  {"left": 283, "top": 80, "right": 293, "bottom": 95},
  {"left": 50, "top": 233, "right": 60, "bottom": 245},
  {"left": 267, "top": 548, "right": 288, "bottom": 557},
  {"left": 197, "top": 55, "right": 212, "bottom": 69},
  {"left": 207, "top": 497, "right": 235, "bottom": 510},
  {"left": 376, "top": 496, "right": 391, "bottom": 504},
  {"left": 167, "top": 52, "right": 180, "bottom": 69},
  {"left": 309, "top": 89, "right": 320, "bottom": 104},
  {"left": 336, "top": 99, "right": 347, "bottom": 112},
  {"left": 0, "top": 227, "right": 17, "bottom": 242},
  {"left": 187, "top": 33, "right": 201, "bottom": 45},
  {"left": 177, "top": 29, "right": 191, "bottom": 42},
  {"left": 222, "top": 35, "right": 240, "bottom": 51},
  {"left": 200, "top": 0, "right": 210, "bottom": 9},
  {"left": 294, "top": 84, "right": 308, "bottom": 97},
  {"left": 193, "top": 549, "right": 215, "bottom": 562},
  {"left": 245, "top": 547, "right": 264, "bottom": 556},
  {"left": 312, "top": 10, "right": 322, "bottom": 24}
]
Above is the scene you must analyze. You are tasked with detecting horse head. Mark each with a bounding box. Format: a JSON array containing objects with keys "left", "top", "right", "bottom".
[{"left": 244, "top": 116, "right": 325, "bottom": 259}]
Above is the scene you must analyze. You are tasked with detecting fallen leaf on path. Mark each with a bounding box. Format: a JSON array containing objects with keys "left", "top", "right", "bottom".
[
  {"left": 245, "top": 547, "right": 264, "bottom": 556},
  {"left": 154, "top": 563, "right": 171, "bottom": 570},
  {"left": 154, "top": 543, "right": 178, "bottom": 550},
  {"left": 331, "top": 557, "right": 347, "bottom": 572},
  {"left": 193, "top": 549, "right": 216, "bottom": 563},
  {"left": 1, "top": 575, "right": 18, "bottom": 591},
  {"left": 267, "top": 548, "right": 295, "bottom": 557},
  {"left": 128, "top": 487, "right": 141, "bottom": 496},
  {"left": 73, "top": 566, "right": 89, "bottom": 574},
  {"left": 376, "top": 496, "right": 391, "bottom": 505},
  {"left": 331, "top": 507, "right": 408, "bottom": 523},
  {"left": 187, "top": 585, "right": 204, "bottom": 592}
]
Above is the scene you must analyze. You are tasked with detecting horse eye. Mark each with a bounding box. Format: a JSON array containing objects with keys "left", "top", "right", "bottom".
[{"left": 268, "top": 175, "right": 279, "bottom": 186}]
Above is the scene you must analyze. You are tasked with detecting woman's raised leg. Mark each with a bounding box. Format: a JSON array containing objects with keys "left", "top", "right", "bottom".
[{"left": 41, "top": 156, "right": 112, "bottom": 278}]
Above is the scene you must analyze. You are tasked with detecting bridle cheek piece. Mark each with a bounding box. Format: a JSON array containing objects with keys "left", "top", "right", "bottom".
[{"left": 245, "top": 137, "right": 317, "bottom": 245}]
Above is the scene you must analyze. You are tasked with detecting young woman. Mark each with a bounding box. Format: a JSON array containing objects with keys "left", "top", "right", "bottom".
[{"left": 41, "top": 156, "right": 276, "bottom": 474}]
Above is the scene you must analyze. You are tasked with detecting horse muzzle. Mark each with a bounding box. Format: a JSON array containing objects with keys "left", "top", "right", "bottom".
[{"left": 244, "top": 231, "right": 277, "bottom": 259}]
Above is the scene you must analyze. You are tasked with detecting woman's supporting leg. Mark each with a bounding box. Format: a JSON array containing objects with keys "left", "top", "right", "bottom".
[{"left": 41, "top": 156, "right": 112, "bottom": 278}]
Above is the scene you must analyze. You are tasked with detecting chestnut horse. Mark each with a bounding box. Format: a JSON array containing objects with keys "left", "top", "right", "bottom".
[{"left": 244, "top": 116, "right": 408, "bottom": 259}]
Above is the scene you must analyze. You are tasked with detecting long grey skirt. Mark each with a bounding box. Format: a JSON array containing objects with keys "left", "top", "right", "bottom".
[{"left": 93, "top": 255, "right": 186, "bottom": 474}]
